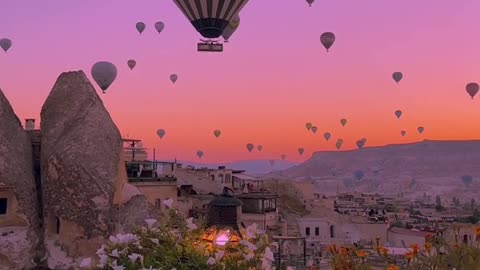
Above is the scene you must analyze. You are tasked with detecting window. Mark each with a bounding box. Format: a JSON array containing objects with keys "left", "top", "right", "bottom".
[
  {"left": 305, "top": 227, "right": 310, "bottom": 236},
  {"left": 155, "top": 199, "right": 162, "bottom": 209},
  {"left": 330, "top": 225, "right": 335, "bottom": 238},
  {"left": 225, "top": 174, "right": 231, "bottom": 184},
  {"left": 315, "top": 227, "right": 319, "bottom": 236},
  {"left": 210, "top": 174, "right": 215, "bottom": 181},
  {"left": 219, "top": 174, "right": 224, "bottom": 183},
  {"left": 0, "top": 198, "right": 7, "bottom": 215}
]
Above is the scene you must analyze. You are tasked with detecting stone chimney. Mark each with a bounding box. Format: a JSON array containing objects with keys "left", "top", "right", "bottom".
[{"left": 25, "top": 118, "right": 35, "bottom": 130}]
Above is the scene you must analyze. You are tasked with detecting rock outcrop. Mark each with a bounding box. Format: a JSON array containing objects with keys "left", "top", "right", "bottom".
[
  {"left": 40, "top": 71, "right": 123, "bottom": 262},
  {"left": 0, "top": 89, "right": 43, "bottom": 269}
]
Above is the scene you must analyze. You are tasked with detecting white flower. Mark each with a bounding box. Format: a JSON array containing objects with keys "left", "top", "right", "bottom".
[
  {"left": 150, "top": 238, "right": 159, "bottom": 245},
  {"left": 79, "top": 258, "right": 92, "bottom": 268},
  {"left": 109, "top": 233, "right": 139, "bottom": 245},
  {"left": 109, "top": 235, "right": 119, "bottom": 244},
  {"left": 245, "top": 223, "right": 258, "bottom": 239},
  {"left": 207, "top": 257, "right": 216, "bottom": 265},
  {"left": 264, "top": 247, "right": 274, "bottom": 261},
  {"left": 186, "top": 217, "right": 198, "bottom": 230},
  {"left": 286, "top": 266, "right": 293, "bottom": 270},
  {"left": 97, "top": 254, "right": 108, "bottom": 268},
  {"left": 244, "top": 252, "right": 255, "bottom": 261},
  {"left": 240, "top": 239, "right": 257, "bottom": 251},
  {"left": 96, "top": 244, "right": 106, "bottom": 255},
  {"left": 110, "top": 260, "right": 125, "bottom": 270},
  {"left": 163, "top": 198, "right": 173, "bottom": 208},
  {"left": 110, "top": 249, "right": 120, "bottom": 258},
  {"left": 145, "top": 218, "right": 157, "bottom": 229},
  {"left": 128, "top": 253, "right": 142, "bottom": 263},
  {"left": 261, "top": 257, "right": 273, "bottom": 270},
  {"left": 215, "top": 250, "right": 225, "bottom": 261}
]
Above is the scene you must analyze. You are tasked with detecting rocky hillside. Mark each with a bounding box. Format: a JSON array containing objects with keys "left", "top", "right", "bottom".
[{"left": 269, "top": 140, "right": 480, "bottom": 200}]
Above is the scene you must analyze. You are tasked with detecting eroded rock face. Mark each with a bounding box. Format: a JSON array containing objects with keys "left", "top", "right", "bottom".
[
  {"left": 40, "top": 71, "right": 122, "bottom": 259},
  {"left": 0, "top": 89, "right": 43, "bottom": 269}
]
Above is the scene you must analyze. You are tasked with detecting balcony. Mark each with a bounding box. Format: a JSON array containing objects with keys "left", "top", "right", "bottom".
[{"left": 125, "top": 161, "right": 177, "bottom": 184}]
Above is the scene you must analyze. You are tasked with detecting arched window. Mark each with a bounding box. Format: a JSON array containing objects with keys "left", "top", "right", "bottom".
[
  {"left": 218, "top": 174, "right": 224, "bottom": 183},
  {"left": 330, "top": 225, "right": 335, "bottom": 238},
  {"left": 210, "top": 174, "right": 215, "bottom": 181},
  {"left": 463, "top": 234, "right": 469, "bottom": 244}
]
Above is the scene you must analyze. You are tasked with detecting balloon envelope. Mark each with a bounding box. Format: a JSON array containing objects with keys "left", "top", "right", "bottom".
[
  {"left": 246, "top": 143, "right": 254, "bottom": 152},
  {"left": 91, "top": 61, "right": 117, "bottom": 93},
  {"left": 306, "top": 0, "right": 315, "bottom": 6},
  {"left": 0, "top": 38, "right": 12, "bottom": 52},
  {"left": 197, "top": 150, "right": 204, "bottom": 159},
  {"left": 311, "top": 126, "right": 318, "bottom": 134},
  {"left": 392, "top": 72, "right": 403, "bottom": 83},
  {"left": 136, "top": 22, "right": 146, "bottom": 34},
  {"left": 356, "top": 139, "right": 365, "bottom": 149},
  {"left": 324, "top": 132, "right": 331, "bottom": 141},
  {"left": 466, "top": 83, "right": 479, "bottom": 99},
  {"left": 222, "top": 14, "right": 240, "bottom": 41},
  {"left": 214, "top": 130, "right": 221, "bottom": 138},
  {"left": 154, "top": 21, "right": 165, "bottom": 33},
  {"left": 340, "top": 119, "right": 347, "bottom": 127},
  {"left": 335, "top": 139, "right": 343, "bottom": 150},
  {"left": 320, "top": 32, "right": 335, "bottom": 52},
  {"left": 298, "top": 148, "right": 304, "bottom": 155},
  {"left": 306, "top": 122, "right": 312, "bottom": 130},
  {"left": 257, "top": 145, "right": 263, "bottom": 151},
  {"left": 281, "top": 154, "right": 286, "bottom": 160},
  {"left": 401, "top": 130, "right": 406, "bottom": 136},
  {"left": 417, "top": 126, "right": 424, "bottom": 134},
  {"left": 170, "top": 74, "right": 178, "bottom": 84},
  {"left": 127, "top": 59, "right": 136, "bottom": 70},
  {"left": 156, "top": 129, "right": 166, "bottom": 138},
  {"left": 395, "top": 110, "right": 402, "bottom": 119}
]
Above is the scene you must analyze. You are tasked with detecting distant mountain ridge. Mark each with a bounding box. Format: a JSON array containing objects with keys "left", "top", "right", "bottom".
[
  {"left": 267, "top": 140, "right": 480, "bottom": 199},
  {"left": 178, "top": 159, "right": 298, "bottom": 175}
]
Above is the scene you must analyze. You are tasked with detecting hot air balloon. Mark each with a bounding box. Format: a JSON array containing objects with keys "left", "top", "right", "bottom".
[
  {"left": 356, "top": 139, "right": 365, "bottom": 149},
  {"left": 340, "top": 119, "right": 347, "bottom": 127},
  {"left": 127, "top": 59, "right": 136, "bottom": 70},
  {"left": 136, "top": 22, "right": 146, "bottom": 34},
  {"left": 281, "top": 154, "right": 286, "bottom": 160},
  {"left": 246, "top": 143, "right": 254, "bottom": 152},
  {"left": 298, "top": 148, "right": 304, "bottom": 155},
  {"left": 170, "top": 74, "right": 178, "bottom": 84},
  {"left": 324, "top": 132, "right": 331, "bottom": 141},
  {"left": 173, "top": 0, "right": 250, "bottom": 51},
  {"left": 222, "top": 14, "right": 240, "bottom": 42},
  {"left": 306, "top": 122, "right": 313, "bottom": 131},
  {"left": 417, "top": 126, "right": 424, "bottom": 134},
  {"left": 320, "top": 32, "right": 335, "bottom": 52},
  {"left": 392, "top": 72, "right": 403, "bottom": 83},
  {"left": 395, "top": 110, "right": 402, "bottom": 119},
  {"left": 401, "top": 130, "right": 406, "bottom": 137},
  {"left": 269, "top": 160, "right": 275, "bottom": 166},
  {"left": 214, "top": 130, "right": 221, "bottom": 138},
  {"left": 335, "top": 139, "right": 343, "bottom": 150},
  {"left": 154, "top": 21, "right": 165, "bottom": 33},
  {"left": 466, "top": 83, "right": 479, "bottom": 99},
  {"left": 156, "top": 129, "right": 166, "bottom": 139},
  {"left": 354, "top": 170, "right": 364, "bottom": 181},
  {"left": 91, "top": 61, "right": 118, "bottom": 93},
  {"left": 197, "top": 150, "right": 204, "bottom": 159},
  {"left": 0, "top": 38, "right": 12, "bottom": 52},
  {"left": 311, "top": 126, "right": 318, "bottom": 134},
  {"left": 257, "top": 145, "right": 263, "bottom": 151},
  {"left": 306, "top": 0, "right": 315, "bottom": 6}
]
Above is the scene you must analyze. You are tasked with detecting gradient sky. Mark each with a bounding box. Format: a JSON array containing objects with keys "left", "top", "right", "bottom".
[{"left": 1, "top": 0, "right": 480, "bottom": 163}]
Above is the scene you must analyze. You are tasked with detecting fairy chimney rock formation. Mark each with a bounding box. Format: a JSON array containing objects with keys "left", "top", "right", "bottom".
[
  {"left": 40, "top": 71, "right": 124, "bottom": 263},
  {"left": 0, "top": 89, "right": 42, "bottom": 269}
]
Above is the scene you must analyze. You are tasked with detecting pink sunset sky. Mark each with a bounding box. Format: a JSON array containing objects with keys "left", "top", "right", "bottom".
[{"left": 1, "top": 0, "right": 480, "bottom": 163}]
